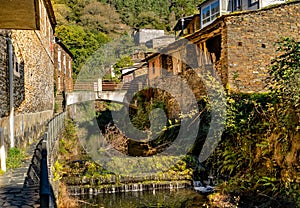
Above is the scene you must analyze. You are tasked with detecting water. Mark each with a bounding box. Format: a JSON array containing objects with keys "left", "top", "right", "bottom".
[{"left": 76, "top": 189, "right": 207, "bottom": 207}]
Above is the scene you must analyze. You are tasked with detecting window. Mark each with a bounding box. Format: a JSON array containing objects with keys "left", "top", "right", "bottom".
[
  {"left": 202, "top": 6, "right": 211, "bottom": 25},
  {"left": 177, "top": 59, "right": 182, "bottom": 73},
  {"left": 63, "top": 54, "right": 66, "bottom": 74},
  {"left": 13, "top": 53, "right": 21, "bottom": 77},
  {"left": 152, "top": 65, "right": 155, "bottom": 74},
  {"left": 211, "top": 1, "right": 220, "bottom": 19},
  {"left": 233, "top": 0, "right": 241, "bottom": 10},
  {"left": 58, "top": 76, "right": 61, "bottom": 91},
  {"left": 201, "top": 1, "right": 220, "bottom": 27},
  {"left": 69, "top": 60, "right": 72, "bottom": 78},
  {"left": 248, "top": 0, "right": 258, "bottom": 6},
  {"left": 57, "top": 48, "right": 61, "bottom": 71}
]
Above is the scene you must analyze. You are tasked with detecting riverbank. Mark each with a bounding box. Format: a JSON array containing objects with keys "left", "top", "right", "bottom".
[
  {"left": 54, "top": 119, "right": 205, "bottom": 207},
  {"left": 56, "top": 88, "right": 300, "bottom": 207}
]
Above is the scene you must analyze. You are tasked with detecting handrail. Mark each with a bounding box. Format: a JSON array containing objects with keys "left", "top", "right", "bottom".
[
  {"left": 39, "top": 112, "right": 66, "bottom": 208},
  {"left": 40, "top": 146, "right": 50, "bottom": 207}
]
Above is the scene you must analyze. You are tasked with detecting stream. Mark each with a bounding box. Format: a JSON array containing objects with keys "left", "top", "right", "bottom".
[{"left": 75, "top": 188, "right": 207, "bottom": 208}]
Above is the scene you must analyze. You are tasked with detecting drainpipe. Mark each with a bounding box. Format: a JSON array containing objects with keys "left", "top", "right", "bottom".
[
  {"left": 7, "top": 37, "right": 14, "bottom": 148},
  {"left": 0, "top": 128, "right": 6, "bottom": 172}
]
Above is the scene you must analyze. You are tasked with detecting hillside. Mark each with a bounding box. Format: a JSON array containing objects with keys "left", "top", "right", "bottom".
[
  {"left": 53, "top": 0, "right": 204, "bottom": 32},
  {"left": 52, "top": 0, "right": 204, "bottom": 77}
]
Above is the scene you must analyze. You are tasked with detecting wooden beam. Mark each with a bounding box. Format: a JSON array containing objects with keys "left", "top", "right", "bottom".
[{"left": 0, "top": 0, "right": 40, "bottom": 30}]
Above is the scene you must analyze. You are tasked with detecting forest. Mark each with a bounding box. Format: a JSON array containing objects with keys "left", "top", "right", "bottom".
[{"left": 52, "top": 0, "right": 204, "bottom": 77}]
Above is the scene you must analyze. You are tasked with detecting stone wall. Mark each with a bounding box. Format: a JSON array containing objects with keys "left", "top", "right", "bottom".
[
  {"left": 224, "top": 2, "right": 300, "bottom": 92},
  {"left": 0, "top": 110, "right": 53, "bottom": 151},
  {"left": 0, "top": 35, "right": 8, "bottom": 117},
  {"left": 150, "top": 36, "right": 175, "bottom": 48},
  {"left": 135, "top": 29, "right": 165, "bottom": 45},
  {"left": 148, "top": 56, "right": 162, "bottom": 80},
  {"left": 11, "top": 30, "right": 54, "bottom": 113},
  {"left": 0, "top": 32, "right": 25, "bottom": 118}
]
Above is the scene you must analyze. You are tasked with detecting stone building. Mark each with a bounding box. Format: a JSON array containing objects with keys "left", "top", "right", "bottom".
[
  {"left": 198, "top": 0, "right": 286, "bottom": 29},
  {"left": 121, "top": 51, "right": 150, "bottom": 91},
  {"left": 53, "top": 37, "right": 73, "bottom": 113},
  {"left": 174, "top": 0, "right": 287, "bottom": 38},
  {"left": 122, "top": 63, "right": 148, "bottom": 83},
  {"left": 0, "top": 0, "right": 56, "bottom": 170},
  {"left": 147, "top": 1, "right": 300, "bottom": 96},
  {"left": 134, "top": 29, "right": 165, "bottom": 45},
  {"left": 54, "top": 37, "right": 73, "bottom": 93},
  {"left": 173, "top": 15, "right": 200, "bottom": 38},
  {"left": 145, "top": 36, "right": 175, "bottom": 49}
]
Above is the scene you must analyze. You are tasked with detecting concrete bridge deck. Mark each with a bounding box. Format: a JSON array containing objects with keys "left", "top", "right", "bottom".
[
  {"left": 66, "top": 90, "right": 128, "bottom": 105},
  {"left": 69, "top": 81, "right": 139, "bottom": 105}
]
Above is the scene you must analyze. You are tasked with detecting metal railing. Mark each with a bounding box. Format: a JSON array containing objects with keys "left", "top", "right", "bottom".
[
  {"left": 73, "top": 81, "right": 126, "bottom": 91},
  {"left": 40, "top": 112, "right": 66, "bottom": 208}
]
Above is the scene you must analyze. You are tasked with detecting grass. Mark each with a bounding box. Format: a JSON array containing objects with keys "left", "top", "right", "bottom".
[{"left": 6, "top": 147, "right": 25, "bottom": 170}]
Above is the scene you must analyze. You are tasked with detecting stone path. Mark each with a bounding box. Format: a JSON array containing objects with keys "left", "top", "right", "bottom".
[{"left": 0, "top": 143, "right": 40, "bottom": 208}]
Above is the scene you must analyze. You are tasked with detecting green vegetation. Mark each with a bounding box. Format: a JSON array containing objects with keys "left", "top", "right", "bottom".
[
  {"left": 53, "top": 0, "right": 125, "bottom": 78},
  {"left": 111, "top": 55, "right": 134, "bottom": 81},
  {"left": 54, "top": 118, "right": 194, "bottom": 193},
  {"left": 111, "top": 0, "right": 204, "bottom": 31},
  {"left": 207, "top": 38, "right": 300, "bottom": 207},
  {"left": 54, "top": 102, "right": 59, "bottom": 114},
  {"left": 58, "top": 119, "right": 84, "bottom": 161},
  {"left": 6, "top": 147, "right": 25, "bottom": 170},
  {"left": 52, "top": 0, "right": 205, "bottom": 79},
  {"left": 55, "top": 24, "right": 110, "bottom": 78},
  {"left": 54, "top": 0, "right": 203, "bottom": 32}
]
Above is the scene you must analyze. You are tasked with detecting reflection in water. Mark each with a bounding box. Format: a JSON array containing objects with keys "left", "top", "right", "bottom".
[{"left": 76, "top": 189, "right": 207, "bottom": 208}]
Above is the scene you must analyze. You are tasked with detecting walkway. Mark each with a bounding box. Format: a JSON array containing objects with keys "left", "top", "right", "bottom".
[{"left": 0, "top": 142, "right": 40, "bottom": 208}]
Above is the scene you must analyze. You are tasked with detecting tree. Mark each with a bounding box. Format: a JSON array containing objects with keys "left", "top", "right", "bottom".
[
  {"left": 55, "top": 25, "right": 110, "bottom": 77},
  {"left": 111, "top": 0, "right": 204, "bottom": 31},
  {"left": 53, "top": 4, "right": 73, "bottom": 25},
  {"left": 80, "top": 1, "right": 129, "bottom": 35},
  {"left": 112, "top": 55, "right": 134, "bottom": 80}
]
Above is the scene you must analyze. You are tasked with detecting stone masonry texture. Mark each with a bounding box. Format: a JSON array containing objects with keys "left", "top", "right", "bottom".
[
  {"left": 0, "top": 33, "right": 25, "bottom": 118},
  {"left": 0, "top": 2, "right": 55, "bottom": 169},
  {"left": 156, "top": 1, "right": 300, "bottom": 94},
  {"left": 10, "top": 29, "right": 54, "bottom": 113},
  {"left": 224, "top": 2, "right": 300, "bottom": 92},
  {"left": 0, "top": 35, "right": 9, "bottom": 118}
]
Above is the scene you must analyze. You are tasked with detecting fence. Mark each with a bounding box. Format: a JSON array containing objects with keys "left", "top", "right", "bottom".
[
  {"left": 73, "top": 81, "right": 126, "bottom": 91},
  {"left": 40, "top": 112, "right": 66, "bottom": 208}
]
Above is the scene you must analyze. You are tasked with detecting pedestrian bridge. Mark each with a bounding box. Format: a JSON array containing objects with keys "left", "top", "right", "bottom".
[
  {"left": 66, "top": 90, "right": 127, "bottom": 105},
  {"left": 67, "top": 80, "right": 144, "bottom": 106}
]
